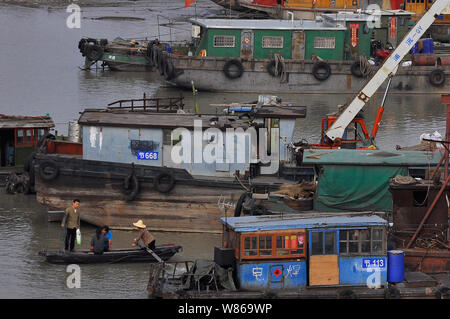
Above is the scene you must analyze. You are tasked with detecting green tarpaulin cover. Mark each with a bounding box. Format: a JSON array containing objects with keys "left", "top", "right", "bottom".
[{"left": 314, "top": 165, "right": 407, "bottom": 212}]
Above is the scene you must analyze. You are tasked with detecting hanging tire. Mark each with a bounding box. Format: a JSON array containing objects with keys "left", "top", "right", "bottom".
[
  {"left": 312, "top": 62, "right": 331, "bottom": 81},
  {"left": 384, "top": 287, "right": 401, "bottom": 299},
  {"left": 429, "top": 69, "right": 446, "bottom": 87},
  {"left": 153, "top": 48, "right": 160, "bottom": 68},
  {"left": 153, "top": 172, "right": 175, "bottom": 193},
  {"left": 123, "top": 173, "right": 139, "bottom": 201},
  {"left": 234, "top": 192, "right": 250, "bottom": 217},
  {"left": 164, "top": 58, "right": 175, "bottom": 80},
  {"left": 223, "top": 59, "right": 244, "bottom": 79},
  {"left": 158, "top": 53, "right": 166, "bottom": 76},
  {"left": 78, "top": 39, "right": 88, "bottom": 55},
  {"left": 85, "top": 44, "right": 104, "bottom": 61},
  {"left": 266, "top": 60, "right": 283, "bottom": 77},
  {"left": 350, "top": 61, "right": 363, "bottom": 78},
  {"left": 337, "top": 289, "right": 357, "bottom": 299},
  {"left": 38, "top": 160, "right": 59, "bottom": 181},
  {"left": 24, "top": 152, "right": 36, "bottom": 172}
]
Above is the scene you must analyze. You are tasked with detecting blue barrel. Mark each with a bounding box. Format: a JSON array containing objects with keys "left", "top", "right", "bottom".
[
  {"left": 421, "top": 38, "right": 434, "bottom": 54},
  {"left": 387, "top": 250, "right": 404, "bottom": 283}
]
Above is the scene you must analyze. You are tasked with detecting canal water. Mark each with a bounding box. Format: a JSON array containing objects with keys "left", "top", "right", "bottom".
[{"left": 0, "top": 1, "right": 447, "bottom": 298}]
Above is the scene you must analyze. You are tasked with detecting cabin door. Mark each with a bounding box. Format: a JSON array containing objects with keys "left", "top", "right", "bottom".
[
  {"left": 240, "top": 30, "right": 254, "bottom": 59},
  {"left": 308, "top": 230, "right": 339, "bottom": 286},
  {"left": 291, "top": 31, "right": 305, "bottom": 60}
]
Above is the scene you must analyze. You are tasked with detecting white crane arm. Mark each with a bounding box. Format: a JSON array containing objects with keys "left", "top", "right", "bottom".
[{"left": 326, "top": 0, "right": 450, "bottom": 141}]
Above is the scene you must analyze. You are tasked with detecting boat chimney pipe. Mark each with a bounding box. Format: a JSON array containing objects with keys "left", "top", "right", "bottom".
[{"left": 287, "top": 11, "right": 294, "bottom": 27}]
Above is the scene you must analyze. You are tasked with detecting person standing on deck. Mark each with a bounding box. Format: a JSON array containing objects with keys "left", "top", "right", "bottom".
[
  {"left": 131, "top": 220, "right": 156, "bottom": 250},
  {"left": 61, "top": 199, "right": 81, "bottom": 252}
]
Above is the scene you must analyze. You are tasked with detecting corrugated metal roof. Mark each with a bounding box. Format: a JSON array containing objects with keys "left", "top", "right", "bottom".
[
  {"left": 0, "top": 114, "right": 54, "bottom": 129},
  {"left": 302, "top": 149, "right": 442, "bottom": 166},
  {"left": 190, "top": 18, "right": 347, "bottom": 31},
  {"left": 220, "top": 213, "right": 387, "bottom": 232}
]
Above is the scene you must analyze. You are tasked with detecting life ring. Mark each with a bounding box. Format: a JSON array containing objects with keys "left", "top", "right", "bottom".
[
  {"left": 164, "top": 58, "right": 176, "bottom": 80},
  {"left": 429, "top": 69, "right": 446, "bottom": 87},
  {"left": 384, "top": 287, "right": 401, "bottom": 299},
  {"left": 85, "top": 44, "right": 104, "bottom": 61},
  {"left": 234, "top": 192, "right": 250, "bottom": 217},
  {"left": 350, "top": 61, "right": 363, "bottom": 78},
  {"left": 337, "top": 289, "right": 357, "bottom": 299},
  {"left": 38, "top": 160, "right": 59, "bottom": 181},
  {"left": 153, "top": 172, "right": 175, "bottom": 193},
  {"left": 223, "top": 59, "right": 244, "bottom": 79},
  {"left": 312, "top": 62, "right": 331, "bottom": 81},
  {"left": 158, "top": 53, "right": 166, "bottom": 76},
  {"left": 123, "top": 173, "right": 139, "bottom": 201},
  {"left": 266, "top": 60, "right": 283, "bottom": 77}
]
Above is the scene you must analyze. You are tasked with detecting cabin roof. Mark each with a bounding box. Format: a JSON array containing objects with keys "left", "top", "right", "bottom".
[
  {"left": 220, "top": 213, "right": 388, "bottom": 232},
  {"left": 321, "top": 9, "right": 414, "bottom": 22},
  {"left": 0, "top": 114, "right": 54, "bottom": 129},
  {"left": 191, "top": 18, "right": 347, "bottom": 31},
  {"left": 302, "top": 149, "right": 443, "bottom": 166},
  {"left": 78, "top": 106, "right": 306, "bottom": 129}
]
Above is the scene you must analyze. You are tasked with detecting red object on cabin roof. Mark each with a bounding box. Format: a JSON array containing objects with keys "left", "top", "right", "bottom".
[
  {"left": 389, "top": 0, "right": 404, "bottom": 10},
  {"left": 185, "top": 0, "right": 196, "bottom": 7},
  {"left": 252, "top": 0, "right": 279, "bottom": 5}
]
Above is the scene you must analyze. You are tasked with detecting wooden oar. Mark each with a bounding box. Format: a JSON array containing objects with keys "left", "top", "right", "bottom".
[{"left": 138, "top": 243, "right": 163, "bottom": 263}]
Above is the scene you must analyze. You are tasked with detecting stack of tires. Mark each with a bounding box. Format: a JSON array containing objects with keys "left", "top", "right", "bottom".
[
  {"left": 148, "top": 44, "right": 176, "bottom": 81},
  {"left": 78, "top": 38, "right": 105, "bottom": 61}
]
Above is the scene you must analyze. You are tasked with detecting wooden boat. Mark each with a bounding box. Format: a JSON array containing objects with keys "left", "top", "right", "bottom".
[{"left": 39, "top": 244, "right": 182, "bottom": 264}]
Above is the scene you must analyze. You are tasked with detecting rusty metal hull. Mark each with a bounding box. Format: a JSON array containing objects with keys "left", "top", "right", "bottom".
[
  {"left": 169, "top": 57, "right": 450, "bottom": 94},
  {"left": 404, "top": 248, "right": 450, "bottom": 273}
]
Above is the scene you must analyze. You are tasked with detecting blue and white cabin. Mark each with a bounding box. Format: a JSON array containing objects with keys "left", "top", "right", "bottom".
[{"left": 220, "top": 213, "right": 388, "bottom": 290}]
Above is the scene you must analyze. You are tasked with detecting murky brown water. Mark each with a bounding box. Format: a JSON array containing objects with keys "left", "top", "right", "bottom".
[{"left": 0, "top": 1, "right": 447, "bottom": 298}]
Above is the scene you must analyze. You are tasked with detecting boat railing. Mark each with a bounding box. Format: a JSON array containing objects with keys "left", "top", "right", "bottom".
[{"left": 107, "top": 93, "right": 184, "bottom": 112}]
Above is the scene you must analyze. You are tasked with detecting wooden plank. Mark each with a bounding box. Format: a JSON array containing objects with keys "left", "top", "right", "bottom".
[{"left": 309, "top": 255, "right": 339, "bottom": 286}]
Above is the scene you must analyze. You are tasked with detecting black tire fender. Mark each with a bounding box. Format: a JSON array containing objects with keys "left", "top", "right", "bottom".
[
  {"left": 85, "top": 44, "right": 104, "bottom": 61},
  {"left": 158, "top": 52, "right": 166, "bottom": 76},
  {"left": 123, "top": 173, "right": 139, "bottom": 201},
  {"left": 153, "top": 172, "right": 175, "bottom": 193},
  {"left": 312, "top": 61, "right": 331, "bottom": 81},
  {"left": 223, "top": 59, "right": 244, "bottom": 79},
  {"left": 234, "top": 192, "right": 250, "bottom": 217},
  {"left": 384, "top": 287, "right": 401, "bottom": 299},
  {"left": 337, "top": 289, "right": 357, "bottom": 299},
  {"left": 24, "top": 152, "right": 36, "bottom": 172},
  {"left": 164, "top": 58, "right": 175, "bottom": 80},
  {"left": 429, "top": 69, "right": 446, "bottom": 87},
  {"left": 266, "top": 60, "right": 283, "bottom": 77},
  {"left": 350, "top": 61, "right": 363, "bottom": 78},
  {"left": 38, "top": 160, "right": 59, "bottom": 181}
]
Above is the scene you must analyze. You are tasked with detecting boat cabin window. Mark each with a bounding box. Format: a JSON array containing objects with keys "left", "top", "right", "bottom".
[
  {"left": 413, "top": 191, "right": 428, "bottom": 207},
  {"left": 213, "top": 35, "right": 236, "bottom": 48},
  {"left": 311, "top": 231, "right": 337, "bottom": 255},
  {"left": 262, "top": 36, "right": 284, "bottom": 49},
  {"left": 16, "top": 129, "right": 24, "bottom": 145},
  {"left": 314, "top": 37, "right": 336, "bottom": 49},
  {"left": 339, "top": 228, "right": 385, "bottom": 255},
  {"left": 241, "top": 232, "right": 306, "bottom": 260}
]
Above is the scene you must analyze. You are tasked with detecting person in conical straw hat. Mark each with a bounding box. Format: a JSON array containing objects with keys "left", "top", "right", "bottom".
[{"left": 131, "top": 220, "right": 156, "bottom": 250}]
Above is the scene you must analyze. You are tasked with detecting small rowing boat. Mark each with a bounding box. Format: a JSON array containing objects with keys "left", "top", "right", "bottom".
[{"left": 39, "top": 244, "right": 182, "bottom": 264}]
